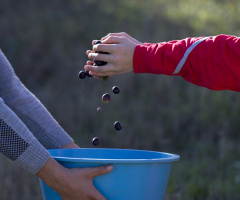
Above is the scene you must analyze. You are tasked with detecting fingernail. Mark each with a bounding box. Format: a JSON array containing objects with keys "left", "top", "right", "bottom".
[{"left": 106, "top": 165, "right": 113, "bottom": 171}]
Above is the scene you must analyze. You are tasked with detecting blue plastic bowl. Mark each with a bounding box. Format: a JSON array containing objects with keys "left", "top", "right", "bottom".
[{"left": 39, "top": 148, "right": 179, "bottom": 200}]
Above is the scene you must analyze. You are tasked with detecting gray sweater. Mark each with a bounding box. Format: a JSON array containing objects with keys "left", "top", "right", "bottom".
[{"left": 0, "top": 50, "right": 74, "bottom": 174}]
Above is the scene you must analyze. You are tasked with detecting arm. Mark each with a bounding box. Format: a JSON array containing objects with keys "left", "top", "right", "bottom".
[
  {"left": 0, "top": 50, "right": 74, "bottom": 149},
  {"left": 0, "top": 97, "right": 51, "bottom": 174},
  {"left": 0, "top": 97, "right": 113, "bottom": 199},
  {"left": 0, "top": 49, "right": 76, "bottom": 174},
  {"left": 134, "top": 34, "right": 240, "bottom": 92},
  {"left": 0, "top": 50, "right": 114, "bottom": 199},
  {"left": 86, "top": 33, "right": 240, "bottom": 92}
]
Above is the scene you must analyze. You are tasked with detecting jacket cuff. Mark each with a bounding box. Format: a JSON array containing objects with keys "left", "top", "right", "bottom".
[
  {"left": 133, "top": 44, "right": 151, "bottom": 73},
  {"left": 15, "top": 138, "right": 51, "bottom": 174}
]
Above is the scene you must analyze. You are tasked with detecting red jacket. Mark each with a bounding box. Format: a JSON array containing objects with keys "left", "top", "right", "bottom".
[{"left": 133, "top": 35, "right": 240, "bottom": 92}]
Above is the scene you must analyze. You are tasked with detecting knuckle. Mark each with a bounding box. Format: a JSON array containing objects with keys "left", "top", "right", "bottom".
[{"left": 114, "top": 55, "right": 122, "bottom": 64}]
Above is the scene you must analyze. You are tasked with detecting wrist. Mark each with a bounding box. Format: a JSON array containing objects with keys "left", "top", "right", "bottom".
[
  {"left": 36, "top": 157, "right": 67, "bottom": 190},
  {"left": 133, "top": 44, "right": 149, "bottom": 73},
  {"left": 61, "top": 142, "right": 80, "bottom": 149},
  {"left": 37, "top": 143, "right": 79, "bottom": 189}
]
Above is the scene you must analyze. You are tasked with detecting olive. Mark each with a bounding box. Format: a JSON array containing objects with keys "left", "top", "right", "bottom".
[
  {"left": 112, "top": 86, "right": 120, "bottom": 94},
  {"left": 97, "top": 107, "right": 102, "bottom": 112},
  {"left": 78, "top": 70, "right": 86, "bottom": 79},
  {"left": 114, "top": 121, "right": 122, "bottom": 131},
  {"left": 102, "top": 93, "right": 111, "bottom": 103},
  {"left": 92, "top": 137, "right": 100, "bottom": 146},
  {"left": 85, "top": 70, "right": 93, "bottom": 77},
  {"left": 93, "top": 41, "right": 108, "bottom": 66}
]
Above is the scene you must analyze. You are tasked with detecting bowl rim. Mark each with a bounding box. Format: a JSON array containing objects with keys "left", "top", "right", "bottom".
[{"left": 48, "top": 148, "right": 180, "bottom": 163}]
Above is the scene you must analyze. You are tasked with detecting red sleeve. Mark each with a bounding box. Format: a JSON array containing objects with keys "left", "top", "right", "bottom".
[
  {"left": 134, "top": 35, "right": 240, "bottom": 92},
  {"left": 144, "top": 42, "right": 154, "bottom": 46}
]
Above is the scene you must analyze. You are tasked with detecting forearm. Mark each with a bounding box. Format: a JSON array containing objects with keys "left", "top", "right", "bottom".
[
  {"left": 9, "top": 92, "right": 74, "bottom": 149},
  {"left": 37, "top": 142, "right": 79, "bottom": 182},
  {"left": 0, "top": 50, "right": 74, "bottom": 149},
  {"left": 0, "top": 97, "right": 50, "bottom": 174},
  {"left": 36, "top": 157, "right": 66, "bottom": 190},
  {"left": 134, "top": 35, "right": 240, "bottom": 92},
  {"left": 61, "top": 142, "right": 80, "bottom": 149}
]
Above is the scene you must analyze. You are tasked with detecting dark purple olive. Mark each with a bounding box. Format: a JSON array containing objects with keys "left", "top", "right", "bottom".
[
  {"left": 94, "top": 60, "right": 107, "bottom": 66},
  {"left": 94, "top": 40, "right": 102, "bottom": 45},
  {"left": 102, "top": 93, "right": 111, "bottom": 103},
  {"left": 92, "top": 41, "right": 109, "bottom": 80},
  {"left": 78, "top": 70, "right": 86, "bottom": 79},
  {"left": 112, "top": 86, "right": 120, "bottom": 94},
  {"left": 114, "top": 121, "right": 122, "bottom": 131},
  {"left": 93, "top": 41, "right": 108, "bottom": 66},
  {"left": 92, "top": 137, "right": 99, "bottom": 146},
  {"left": 97, "top": 107, "right": 102, "bottom": 112},
  {"left": 85, "top": 71, "right": 93, "bottom": 77},
  {"left": 94, "top": 52, "right": 108, "bottom": 66}
]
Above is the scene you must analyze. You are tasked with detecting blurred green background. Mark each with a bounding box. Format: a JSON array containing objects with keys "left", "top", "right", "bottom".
[{"left": 1, "top": 0, "right": 240, "bottom": 199}]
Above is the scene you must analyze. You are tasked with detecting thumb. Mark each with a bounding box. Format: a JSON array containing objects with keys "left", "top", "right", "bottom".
[{"left": 87, "top": 165, "right": 114, "bottom": 178}]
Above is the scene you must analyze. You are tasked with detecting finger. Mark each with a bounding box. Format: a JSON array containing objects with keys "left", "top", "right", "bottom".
[
  {"left": 92, "top": 40, "right": 97, "bottom": 45},
  {"left": 85, "top": 63, "right": 113, "bottom": 73},
  {"left": 86, "top": 50, "right": 92, "bottom": 55},
  {"left": 90, "top": 71, "right": 117, "bottom": 77},
  {"left": 92, "top": 40, "right": 103, "bottom": 46},
  {"left": 88, "top": 52, "right": 112, "bottom": 63},
  {"left": 86, "top": 60, "right": 94, "bottom": 65},
  {"left": 94, "top": 75, "right": 102, "bottom": 79},
  {"left": 101, "top": 33, "right": 112, "bottom": 41},
  {"left": 92, "top": 43, "right": 116, "bottom": 54},
  {"left": 87, "top": 66, "right": 118, "bottom": 76},
  {"left": 87, "top": 165, "right": 113, "bottom": 178},
  {"left": 102, "top": 36, "right": 124, "bottom": 45},
  {"left": 101, "top": 32, "right": 127, "bottom": 41}
]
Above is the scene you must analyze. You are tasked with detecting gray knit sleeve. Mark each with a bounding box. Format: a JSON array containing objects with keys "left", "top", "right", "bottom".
[
  {"left": 0, "top": 97, "right": 50, "bottom": 174},
  {"left": 0, "top": 50, "right": 74, "bottom": 149},
  {"left": 0, "top": 49, "right": 75, "bottom": 174}
]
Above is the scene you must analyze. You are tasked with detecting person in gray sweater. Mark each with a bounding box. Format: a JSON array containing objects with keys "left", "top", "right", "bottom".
[{"left": 0, "top": 49, "right": 113, "bottom": 200}]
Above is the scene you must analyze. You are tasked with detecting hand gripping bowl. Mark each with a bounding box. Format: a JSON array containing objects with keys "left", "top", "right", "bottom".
[{"left": 39, "top": 148, "right": 180, "bottom": 200}]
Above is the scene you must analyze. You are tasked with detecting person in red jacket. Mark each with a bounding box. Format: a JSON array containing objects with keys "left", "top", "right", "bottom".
[{"left": 85, "top": 32, "right": 240, "bottom": 92}]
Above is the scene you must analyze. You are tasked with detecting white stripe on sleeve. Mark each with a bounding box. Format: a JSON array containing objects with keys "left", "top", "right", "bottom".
[{"left": 172, "top": 37, "right": 210, "bottom": 74}]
